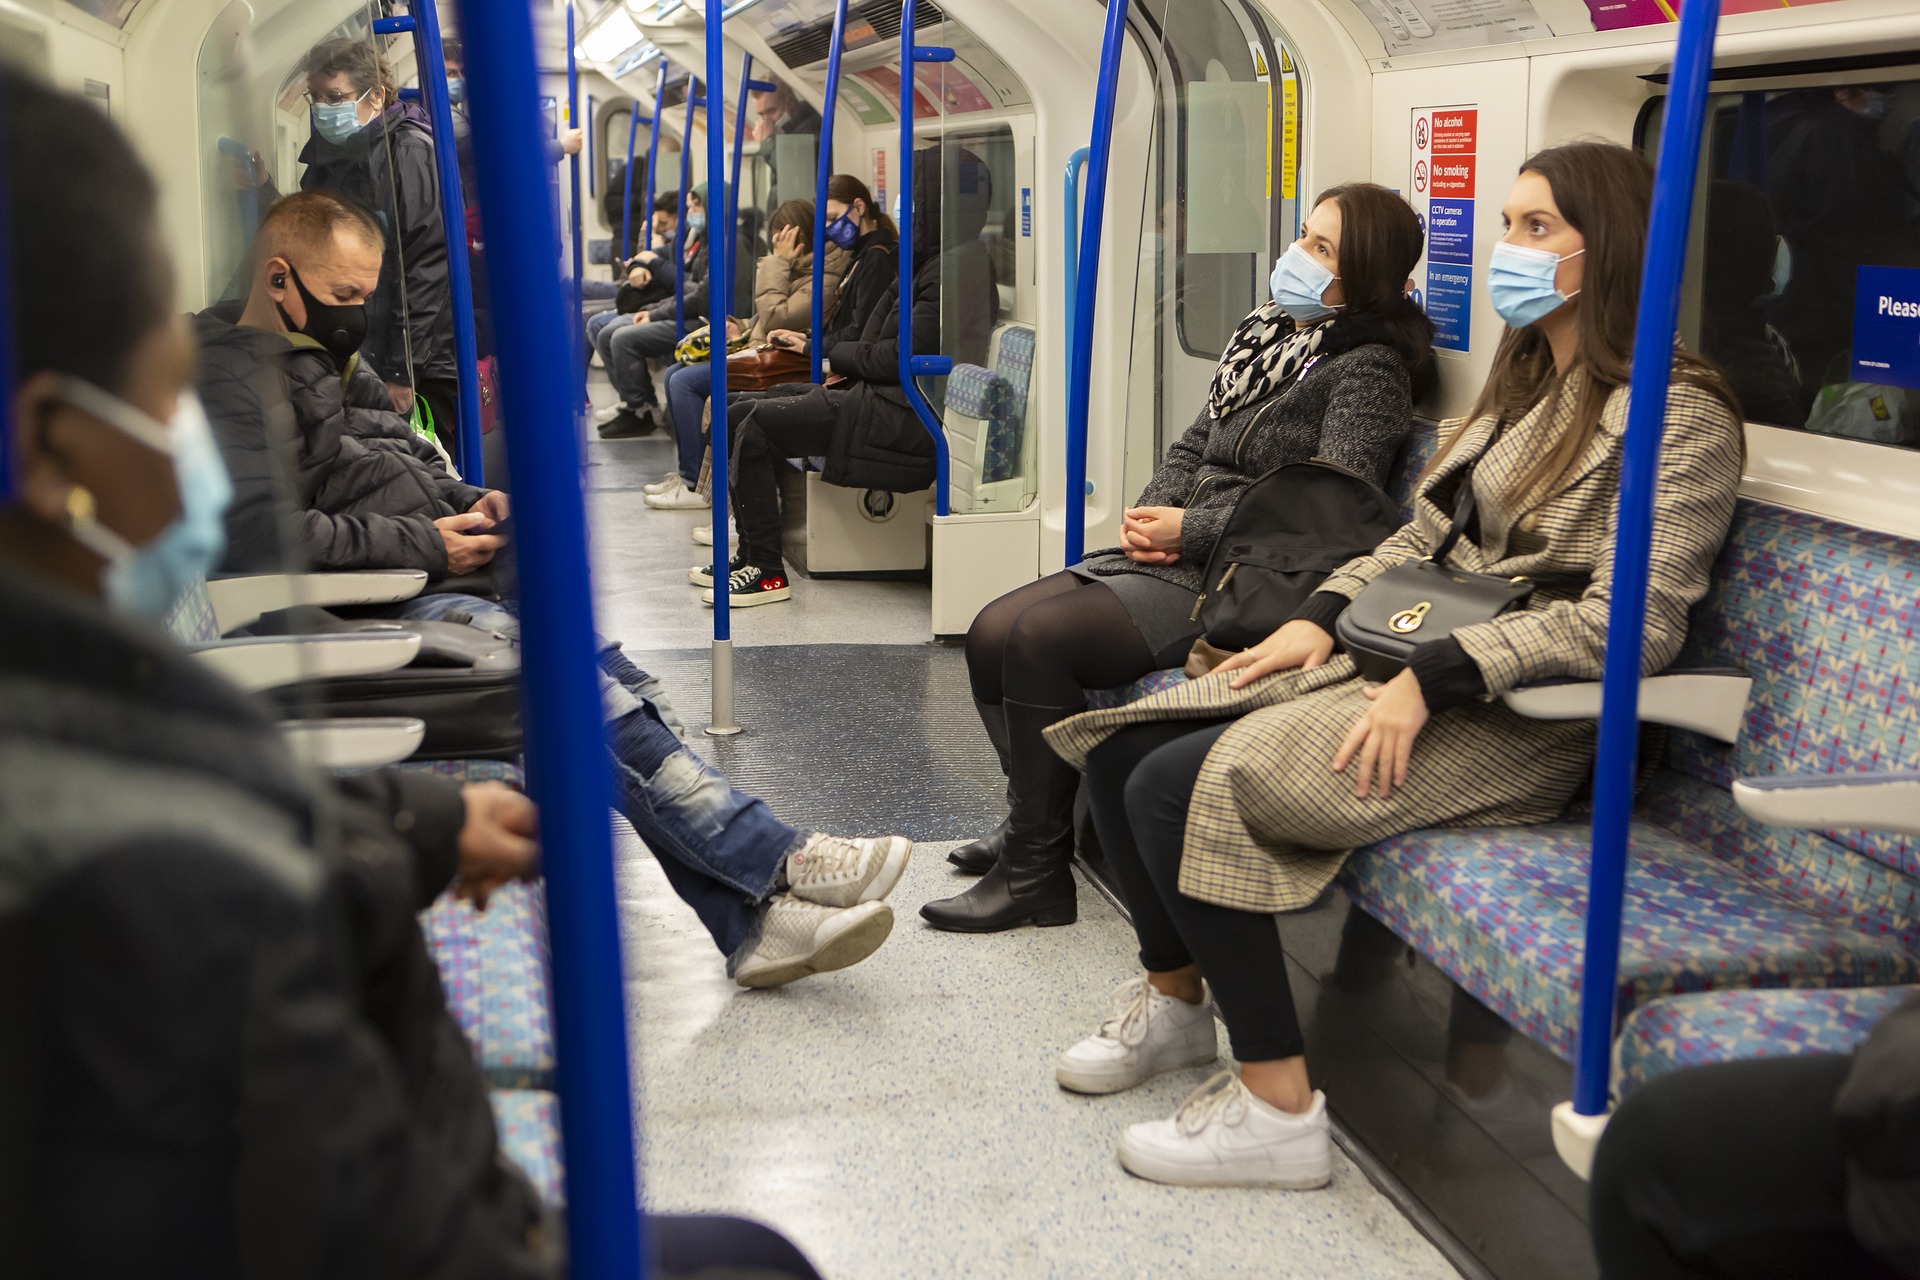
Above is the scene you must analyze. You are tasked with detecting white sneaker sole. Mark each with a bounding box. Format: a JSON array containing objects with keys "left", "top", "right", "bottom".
[
  {"left": 645, "top": 491, "right": 711, "bottom": 510},
  {"left": 1055, "top": 1040, "right": 1221, "bottom": 1096},
  {"left": 735, "top": 901, "right": 894, "bottom": 989},
  {"left": 688, "top": 566, "right": 716, "bottom": 587},
  {"left": 692, "top": 526, "right": 736, "bottom": 547},
  {"left": 1115, "top": 1136, "right": 1332, "bottom": 1190},
  {"left": 702, "top": 585, "right": 791, "bottom": 607}
]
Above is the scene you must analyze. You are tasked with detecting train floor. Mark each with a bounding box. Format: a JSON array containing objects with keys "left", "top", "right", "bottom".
[{"left": 580, "top": 371, "right": 1462, "bottom": 1277}]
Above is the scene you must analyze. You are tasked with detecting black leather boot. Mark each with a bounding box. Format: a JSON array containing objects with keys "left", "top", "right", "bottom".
[
  {"left": 948, "top": 698, "right": 1012, "bottom": 875},
  {"left": 921, "top": 700, "right": 1081, "bottom": 932}
]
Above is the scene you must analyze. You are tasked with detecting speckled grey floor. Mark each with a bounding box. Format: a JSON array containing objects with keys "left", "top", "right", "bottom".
[{"left": 618, "top": 834, "right": 1460, "bottom": 1280}]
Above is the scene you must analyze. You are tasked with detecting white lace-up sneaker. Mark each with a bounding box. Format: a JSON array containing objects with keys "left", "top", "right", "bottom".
[
  {"left": 784, "top": 834, "right": 912, "bottom": 908},
  {"left": 643, "top": 471, "right": 680, "bottom": 495},
  {"left": 733, "top": 896, "right": 894, "bottom": 989},
  {"left": 693, "top": 523, "right": 738, "bottom": 547},
  {"left": 644, "top": 473, "right": 710, "bottom": 510},
  {"left": 1117, "top": 1071, "right": 1332, "bottom": 1189},
  {"left": 1055, "top": 976, "right": 1220, "bottom": 1095},
  {"left": 592, "top": 403, "right": 624, "bottom": 424}
]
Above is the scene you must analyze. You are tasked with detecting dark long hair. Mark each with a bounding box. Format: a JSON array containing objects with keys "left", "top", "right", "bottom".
[
  {"left": 1314, "top": 182, "right": 1436, "bottom": 400},
  {"left": 770, "top": 199, "right": 814, "bottom": 254},
  {"left": 826, "top": 174, "right": 896, "bottom": 242},
  {"left": 1449, "top": 142, "right": 1738, "bottom": 507}
]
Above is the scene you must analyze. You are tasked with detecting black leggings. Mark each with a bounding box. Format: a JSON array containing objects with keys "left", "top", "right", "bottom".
[
  {"left": 964, "top": 571, "right": 1158, "bottom": 707},
  {"left": 1590, "top": 1053, "right": 1903, "bottom": 1279},
  {"left": 1084, "top": 719, "right": 1305, "bottom": 1062}
]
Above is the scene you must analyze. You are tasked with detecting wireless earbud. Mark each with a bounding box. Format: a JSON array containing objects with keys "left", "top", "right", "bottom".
[{"left": 271, "top": 273, "right": 287, "bottom": 287}]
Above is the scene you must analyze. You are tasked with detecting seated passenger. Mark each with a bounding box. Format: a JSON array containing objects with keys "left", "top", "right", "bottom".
[
  {"left": 197, "top": 190, "right": 915, "bottom": 989},
  {"left": 585, "top": 190, "right": 678, "bottom": 360},
  {"left": 1701, "top": 179, "right": 1802, "bottom": 429},
  {"left": 923, "top": 181, "right": 1435, "bottom": 935},
  {"left": 707, "top": 150, "right": 990, "bottom": 608},
  {"left": 644, "top": 197, "right": 851, "bottom": 511},
  {"left": 0, "top": 73, "right": 555, "bottom": 1276},
  {"left": 1041, "top": 142, "right": 1744, "bottom": 1188}
]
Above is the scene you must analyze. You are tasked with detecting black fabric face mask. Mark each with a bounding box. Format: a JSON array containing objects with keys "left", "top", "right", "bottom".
[{"left": 275, "top": 262, "right": 369, "bottom": 367}]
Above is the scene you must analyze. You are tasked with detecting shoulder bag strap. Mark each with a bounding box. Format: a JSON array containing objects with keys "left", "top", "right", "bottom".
[{"left": 1429, "top": 417, "right": 1505, "bottom": 566}]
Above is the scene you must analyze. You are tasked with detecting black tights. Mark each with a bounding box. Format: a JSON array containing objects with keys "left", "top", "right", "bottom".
[
  {"left": 965, "top": 571, "right": 1158, "bottom": 707},
  {"left": 1083, "top": 720, "right": 1306, "bottom": 1063}
]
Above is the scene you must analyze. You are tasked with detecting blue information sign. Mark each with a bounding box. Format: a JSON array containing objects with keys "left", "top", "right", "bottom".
[
  {"left": 1853, "top": 265, "right": 1920, "bottom": 391},
  {"left": 1021, "top": 187, "right": 1032, "bottom": 236}
]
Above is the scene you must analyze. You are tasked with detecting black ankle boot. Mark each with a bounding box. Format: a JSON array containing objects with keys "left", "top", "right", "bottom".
[
  {"left": 922, "top": 700, "right": 1081, "bottom": 932},
  {"left": 948, "top": 698, "right": 1012, "bottom": 875}
]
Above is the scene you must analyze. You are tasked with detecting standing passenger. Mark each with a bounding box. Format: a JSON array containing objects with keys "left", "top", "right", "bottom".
[
  {"left": 1042, "top": 143, "right": 1744, "bottom": 1188},
  {"left": 923, "top": 183, "right": 1434, "bottom": 934}
]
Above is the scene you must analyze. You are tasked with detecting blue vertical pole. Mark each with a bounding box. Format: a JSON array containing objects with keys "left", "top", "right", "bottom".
[
  {"left": 388, "top": 2, "right": 485, "bottom": 486},
  {"left": 1064, "top": 0, "right": 1131, "bottom": 567},
  {"left": 897, "top": 0, "right": 954, "bottom": 516},
  {"left": 810, "top": 0, "right": 848, "bottom": 385},
  {"left": 705, "top": 0, "right": 740, "bottom": 734},
  {"left": 645, "top": 62, "right": 667, "bottom": 251},
  {"left": 1062, "top": 146, "right": 1088, "bottom": 388},
  {"left": 620, "top": 107, "right": 642, "bottom": 262},
  {"left": 1569, "top": 0, "right": 1722, "bottom": 1118},
  {"left": 451, "top": 0, "right": 644, "bottom": 1273},
  {"left": 568, "top": 4, "right": 585, "bottom": 410},
  {"left": 674, "top": 80, "right": 698, "bottom": 341}
]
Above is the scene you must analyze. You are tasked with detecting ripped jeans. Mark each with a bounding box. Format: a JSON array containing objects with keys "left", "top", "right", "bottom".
[{"left": 390, "top": 593, "right": 802, "bottom": 969}]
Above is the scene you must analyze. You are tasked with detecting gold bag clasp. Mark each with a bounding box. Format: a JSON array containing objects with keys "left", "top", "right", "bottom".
[{"left": 1388, "top": 601, "right": 1431, "bottom": 635}]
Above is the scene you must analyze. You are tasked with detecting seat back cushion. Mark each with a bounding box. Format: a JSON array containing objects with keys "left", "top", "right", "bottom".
[
  {"left": 985, "top": 324, "right": 1035, "bottom": 485},
  {"left": 420, "top": 880, "right": 556, "bottom": 1089},
  {"left": 167, "top": 577, "right": 223, "bottom": 644}
]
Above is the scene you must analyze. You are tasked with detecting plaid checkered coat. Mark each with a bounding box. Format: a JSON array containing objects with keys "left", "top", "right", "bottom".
[{"left": 1046, "top": 372, "right": 1744, "bottom": 913}]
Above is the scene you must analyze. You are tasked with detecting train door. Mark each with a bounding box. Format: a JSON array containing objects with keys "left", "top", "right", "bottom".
[{"left": 1120, "top": 0, "right": 1302, "bottom": 501}]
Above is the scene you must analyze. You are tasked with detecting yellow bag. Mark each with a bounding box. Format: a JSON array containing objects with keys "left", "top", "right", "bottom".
[{"left": 674, "top": 322, "right": 752, "bottom": 366}]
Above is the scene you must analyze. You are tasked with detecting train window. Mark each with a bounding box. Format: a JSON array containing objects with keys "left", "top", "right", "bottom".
[{"left": 1642, "top": 78, "right": 1920, "bottom": 447}]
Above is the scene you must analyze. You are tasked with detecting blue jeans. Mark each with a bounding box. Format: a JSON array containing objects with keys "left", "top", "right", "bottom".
[
  {"left": 586, "top": 308, "right": 626, "bottom": 361},
  {"left": 609, "top": 319, "right": 679, "bottom": 409},
  {"left": 389, "top": 593, "right": 802, "bottom": 969},
  {"left": 663, "top": 362, "right": 710, "bottom": 483}
]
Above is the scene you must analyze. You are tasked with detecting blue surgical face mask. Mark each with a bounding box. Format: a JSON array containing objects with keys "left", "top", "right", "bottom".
[
  {"left": 1860, "top": 89, "right": 1893, "bottom": 121},
  {"left": 1488, "top": 241, "right": 1585, "bottom": 328},
  {"left": 1765, "top": 236, "right": 1792, "bottom": 303},
  {"left": 447, "top": 75, "right": 465, "bottom": 106},
  {"left": 1268, "top": 241, "right": 1341, "bottom": 324},
  {"left": 824, "top": 206, "right": 860, "bottom": 251},
  {"left": 60, "top": 381, "right": 232, "bottom": 621},
  {"left": 311, "top": 91, "right": 369, "bottom": 145},
  {"left": 686, "top": 210, "right": 707, "bottom": 234}
]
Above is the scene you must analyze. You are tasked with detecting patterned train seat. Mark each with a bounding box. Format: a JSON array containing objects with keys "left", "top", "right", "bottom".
[
  {"left": 944, "top": 323, "right": 1036, "bottom": 514},
  {"left": 490, "top": 1088, "right": 565, "bottom": 1208},
  {"left": 422, "top": 880, "right": 557, "bottom": 1090}
]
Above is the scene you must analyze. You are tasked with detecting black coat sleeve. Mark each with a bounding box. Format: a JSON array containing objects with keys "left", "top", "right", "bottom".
[
  {"left": 333, "top": 770, "right": 469, "bottom": 912},
  {"left": 371, "top": 136, "right": 451, "bottom": 383},
  {"left": 827, "top": 260, "right": 938, "bottom": 386}
]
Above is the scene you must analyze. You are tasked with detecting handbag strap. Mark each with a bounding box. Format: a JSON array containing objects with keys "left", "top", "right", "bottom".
[{"left": 1428, "top": 417, "right": 1506, "bottom": 567}]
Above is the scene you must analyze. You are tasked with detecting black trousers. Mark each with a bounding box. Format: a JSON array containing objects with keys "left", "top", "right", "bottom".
[
  {"left": 1083, "top": 719, "right": 1306, "bottom": 1062},
  {"left": 1590, "top": 1054, "right": 1902, "bottom": 1280},
  {"left": 725, "top": 384, "right": 847, "bottom": 572}
]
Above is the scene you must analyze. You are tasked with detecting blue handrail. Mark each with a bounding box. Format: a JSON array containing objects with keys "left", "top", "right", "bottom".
[
  {"left": 568, "top": 3, "right": 584, "bottom": 362},
  {"left": 645, "top": 62, "right": 667, "bottom": 253},
  {"left": 1062, "top": 146, "right": 1088, "bottom": 358},
  {"left": 896, "top": 0, "right": 955, "bottom": 517},
  {"left": 674, "top": 79, "right": 699, "bottom": 340},
  {"left": 1064, "top": 1, "right": 1131, "bottom": 568},
  {"left": 705, "top": 0, "right": 740, "bottom": 734},
  {"left": 1569, "top": 0, "right": 1723, "bottom": 1118},
  {"left": 811, "top": 0, "right": 848, "bottom": 385},
  {"left": 452, "top": 0, "right": 643, "bottom": 1274},
  {"left": 390, "top": 2, "right": 485, "bottom": 485},
  {"left": 620, "top": 106, "right": 643, "bottom": 263}
]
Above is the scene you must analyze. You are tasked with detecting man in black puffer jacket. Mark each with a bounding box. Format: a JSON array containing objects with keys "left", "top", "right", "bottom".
[{"left": 196, "top": 192, "right": 506, "bottom": 582}]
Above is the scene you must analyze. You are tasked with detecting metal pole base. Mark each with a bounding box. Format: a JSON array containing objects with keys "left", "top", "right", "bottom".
[{"left": 705, "top": 637, "right": 743, "bottom": 736}]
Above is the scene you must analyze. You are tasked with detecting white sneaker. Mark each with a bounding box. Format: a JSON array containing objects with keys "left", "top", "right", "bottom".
[
  {"left": 692, "top": 523, "right": 736, "bottom": 548},
  {"left": 1055, "top": 976, "right": 1220, "bottom": 1095},
  {"left": 1117, "top": 1071, "right": 1332, "bottom": 1189},
  {"left": 592, "top": 403, "right": 624, "bottom": 424},
  {"left": 688, "top": 558, "right": 731, "bottom": 587},
  {"left": 643, "top": 471, "right": 680, "bottom": 495},
  {"left": 644, "top": 473, "right": 711, "bottom": 510},
  {"left": 785, "top": 834, "right": 912, "bottom": 908},
  {"left": 733, "top": 896, "right": 894, "bottom": 989}
]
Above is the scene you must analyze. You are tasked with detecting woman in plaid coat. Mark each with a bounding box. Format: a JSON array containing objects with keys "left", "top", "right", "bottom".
[{"left": 1042, "top": 142, "right": 1745, "bottom": 1190}]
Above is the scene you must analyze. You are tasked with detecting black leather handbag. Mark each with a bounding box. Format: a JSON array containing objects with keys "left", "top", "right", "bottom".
[{"left": 1335, "top": 467, "right": 1533, "bottom": 684}]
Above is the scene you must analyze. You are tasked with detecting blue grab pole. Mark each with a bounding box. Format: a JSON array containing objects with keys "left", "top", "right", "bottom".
[
  {"left": 1062, "top": 146, "right": 1088, "bottom": 359},
  {"left": 621, "top": 107, "right": 643, "bottom": 262},
  {"left": 1569, "top": 0, "right": 1723, "bottom": 1118},
  {"left": 568, "top": 4, "right": 585, "bottom": 408},
  {"left": 811, "top": 0, "right": 848, "bottom": 385},
  {"left": 398, "top": 1, "right": 485, "bottom": 486},
  {"left": 674, "top": 80, "right": 698, "bottom": 341},
  {"left": 705, "top": 0, "right": 740, "bottom": 733},
  {"left": 1064, "top": 0, "right": 1130, "bottom": 567},
  {"left": 897, "top": 0, "right": 955, "bottom": 516},
  {"left": 451, "top": 0, "right": 644, "bottom": 1273},
  {"left": 645, "top": 62, "right": 667, "bottom": 251}
]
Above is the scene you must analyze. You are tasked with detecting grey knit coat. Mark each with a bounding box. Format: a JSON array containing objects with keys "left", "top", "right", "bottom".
[{"left": 1079, "top": 340, "right": 1415, "bottom": 596}]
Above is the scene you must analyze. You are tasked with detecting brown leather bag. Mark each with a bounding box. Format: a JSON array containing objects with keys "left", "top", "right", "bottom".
[{"left": 725, "top": 343, "right": 812, "bottom": 391}]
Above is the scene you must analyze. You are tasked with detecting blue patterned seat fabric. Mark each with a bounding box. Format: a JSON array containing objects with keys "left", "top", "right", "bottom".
[
  {"left": 1614, "top": 985, "right": 1918, "bottom": 1098},
  {"left": 420, "top": 881, "right": 556, "bottom": 1089},
  {"left": 946, "top": 325, "right": 1035, "bottom": 487},
  {"left": 490, "top": 1088, "right": 565, "bottom": 1208}
]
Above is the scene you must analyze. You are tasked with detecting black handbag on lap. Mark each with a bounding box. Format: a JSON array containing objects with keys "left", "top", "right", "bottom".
[
  {"left": 1188, "top": 459, "right": 1403, "bottom": 655},
  {"left": 1335, "top": 460, "right": 1533, "bottom": 684}
]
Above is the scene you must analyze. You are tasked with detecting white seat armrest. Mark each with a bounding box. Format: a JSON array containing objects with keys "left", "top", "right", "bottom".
[
  {"left": 1501, "top": 668, "right": 1751, "bottom": 743},
  {"left": 1732, "top": 772, "right": 1920, "bottom": 837},
  {"left": 188, "top": 632, "right": 421, "bottom": 694},
  {"left": 206, "top": 570, "right": 429, "bottom": 633},
  {"left": 278, "top": 717, "right": 425, "bottom": 770}
]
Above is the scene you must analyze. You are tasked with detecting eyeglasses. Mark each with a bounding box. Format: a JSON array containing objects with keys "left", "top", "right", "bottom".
[{"left": 304, "top": 85, "right": 375, "bottom": 108}]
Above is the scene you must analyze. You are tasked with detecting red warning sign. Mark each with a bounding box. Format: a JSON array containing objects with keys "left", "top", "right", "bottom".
[{"left": 1428, "top": 109, "right": 1477, "bottom": 198}]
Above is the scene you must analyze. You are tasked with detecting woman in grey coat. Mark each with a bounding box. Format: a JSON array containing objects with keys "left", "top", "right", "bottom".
[{"left": 922, "top": 182, "right": 1436, "bottom": 934}]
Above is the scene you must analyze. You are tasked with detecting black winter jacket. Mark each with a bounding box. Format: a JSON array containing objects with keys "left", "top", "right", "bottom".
[
  {"left": 195, "top": 308, "right": 488, "bottom": 578},
  {"left": 820, "top": 228, "right": 898, "bottom": 353},
  {"left": 0, "top": 564, "right": 554, "bottom": 1279},
  {"left": 300, "top": 101, "right": 456, "bottom": 385}
]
